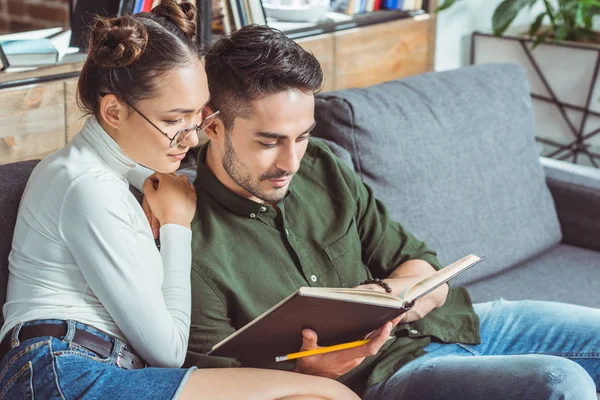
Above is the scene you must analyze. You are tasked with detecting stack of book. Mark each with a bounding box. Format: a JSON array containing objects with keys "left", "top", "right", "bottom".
[
  {"left": 345, "top": 0, "right": 423, "bottom": 14},
  {"left": 213, "top": 0, "right": 267, "bottom": 35},
  {"left": 118, "top": 0, "right": 154, "bottom": 14}
]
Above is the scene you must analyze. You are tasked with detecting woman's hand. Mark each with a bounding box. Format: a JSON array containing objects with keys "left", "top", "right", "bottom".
[{"left": 142, "top": 172, "right": 197, "bottom": 229}]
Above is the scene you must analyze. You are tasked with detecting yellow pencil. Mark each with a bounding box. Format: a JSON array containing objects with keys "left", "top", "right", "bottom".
[{"left": 275, "top": 336, "right": 394, "bottom": 362}]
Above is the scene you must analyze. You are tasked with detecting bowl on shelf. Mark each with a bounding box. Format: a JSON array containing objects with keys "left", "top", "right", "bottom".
[{"left": 262, "top": 0, "right": 329, "bottom": 22}]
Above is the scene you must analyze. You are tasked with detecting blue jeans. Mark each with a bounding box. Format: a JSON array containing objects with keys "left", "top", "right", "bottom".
[
  {"left": 364, "top": 299, "right": 600, "bottom": 400},
  {"left": 0, "top": 319, "right": 196, "bottom": 400}
]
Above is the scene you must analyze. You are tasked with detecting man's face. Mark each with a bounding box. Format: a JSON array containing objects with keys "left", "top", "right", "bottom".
[{"left": 216, "top": 89, "right": 315, "bottom": 204}]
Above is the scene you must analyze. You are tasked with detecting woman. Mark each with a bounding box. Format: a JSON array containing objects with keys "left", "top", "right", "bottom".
[{"left": 0, "top": 2, "right": 358, "bottom": 399}]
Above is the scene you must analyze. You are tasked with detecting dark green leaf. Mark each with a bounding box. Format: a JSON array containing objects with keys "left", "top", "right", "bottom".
[
  {"left": 530, "top": 12, "right": 547, "bottom": 36},
  {"left": 576, "top": 3, "right": 585, "bottom": 26},
  {"left": 576, "top": 0, "right": 600, "bottom": 6},
  {"left": 436, "top": 0, "right": 457, "bottom": 12},
  {"left": 492, "top": 0, "right": 532, "bottom": 35},
  {"left": 555, "top": 24, "right": 570, "bottom": 40},
  {"left": 543, "top": 0, "right": 556, "bottom": 24}
]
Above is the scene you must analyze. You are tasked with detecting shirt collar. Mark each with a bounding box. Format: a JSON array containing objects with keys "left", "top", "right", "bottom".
[
  {"left": 194, "top": 143, "right": 290, "bottom": 219},
  {"left": 80, "top": 116, "right": 136, "bottom": 180}
]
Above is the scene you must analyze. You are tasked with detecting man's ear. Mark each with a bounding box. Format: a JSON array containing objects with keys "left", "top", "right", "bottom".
[
  {"left": 204, "top": 106, "right": 226, "bottom": 143},
  {"left": 99, "top": 94, "right": 128, "bottom": 130}
]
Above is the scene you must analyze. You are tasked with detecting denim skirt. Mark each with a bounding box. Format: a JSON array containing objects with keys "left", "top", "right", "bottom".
[{"left": 0, "top": 319, "right": 196, "bottom": 400}]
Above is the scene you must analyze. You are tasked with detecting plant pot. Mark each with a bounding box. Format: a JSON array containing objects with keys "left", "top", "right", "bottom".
[{"left": 472, "top": 31, "right": 600, "bottom": 168}]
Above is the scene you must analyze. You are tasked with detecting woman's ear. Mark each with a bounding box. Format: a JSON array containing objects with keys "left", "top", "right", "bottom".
[{"left": 99, "top": 94, "right": 128, "bottom": 130}]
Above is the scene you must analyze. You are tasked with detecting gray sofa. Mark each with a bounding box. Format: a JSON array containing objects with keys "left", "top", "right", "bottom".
[
  {"left": 312, "top": 63, "right": 600, "bottom": 309},
  {"left": 0, "top": 63, "right": 598, "bottom": 394}
]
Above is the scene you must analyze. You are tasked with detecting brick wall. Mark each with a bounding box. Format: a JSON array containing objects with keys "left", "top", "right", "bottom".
[{"left": 0, "top": 0, "right": 70, "bottom": 34}]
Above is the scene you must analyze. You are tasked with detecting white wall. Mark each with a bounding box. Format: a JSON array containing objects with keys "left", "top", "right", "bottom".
[{"left": 434, "top": 0, "right": 548, "bottom": 71}]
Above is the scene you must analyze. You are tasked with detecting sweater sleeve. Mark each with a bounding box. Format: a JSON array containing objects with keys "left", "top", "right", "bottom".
[{"left": 58, "top": 176, "right": 192, "bottom": 367}]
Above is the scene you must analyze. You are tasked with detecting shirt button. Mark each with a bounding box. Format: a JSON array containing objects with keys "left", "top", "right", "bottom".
[
  {"left": 310, "top": 275, "right": 317, "bottom": 282},
  {"left": 410, "top": 329, "right": 419, "bottom": 335},
  {"left": 249, "top": 213, "right": 256, "bottom": 219},
  {"left": 260, "top": 206, "right": 267, "bottom": 212}
]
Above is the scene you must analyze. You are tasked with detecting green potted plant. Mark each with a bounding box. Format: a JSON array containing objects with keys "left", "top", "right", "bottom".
[
  {"left": 439, "top": 0, "right": 600, "bottom": 45},
  {"left": 438, "top": 0, "right": 600, "bottom": 168}
]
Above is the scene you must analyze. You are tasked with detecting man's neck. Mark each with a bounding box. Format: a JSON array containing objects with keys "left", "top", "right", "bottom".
[{"left": 204, "top": 143, "right": 265, "bottom": 204}]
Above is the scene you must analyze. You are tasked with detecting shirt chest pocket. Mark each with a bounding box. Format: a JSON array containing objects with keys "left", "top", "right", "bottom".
[{"left": 323, "top": 219, "right": 370, "bottom": 287}]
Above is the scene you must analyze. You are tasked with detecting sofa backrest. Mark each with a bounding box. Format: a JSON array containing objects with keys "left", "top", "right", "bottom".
[
  {"left": 312, "top": 63, "right": 562, "bottom": 285},
  {"left": 0, "top": 160, "right": 39, "bottom": 327}
]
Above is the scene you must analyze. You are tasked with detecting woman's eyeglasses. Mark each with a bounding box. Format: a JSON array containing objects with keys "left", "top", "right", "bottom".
[{"left": 100, "top": 93, "right": 220, "bottom": 148}]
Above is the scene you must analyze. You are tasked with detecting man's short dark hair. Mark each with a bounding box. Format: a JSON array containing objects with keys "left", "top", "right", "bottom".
[{"left": 204, "top": 25, "right": 324, "bottom": 131}]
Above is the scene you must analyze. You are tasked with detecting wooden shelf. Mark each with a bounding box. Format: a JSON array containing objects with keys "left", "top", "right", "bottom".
[{"left": 0, "top": 11, "right": 437, "bottom": 164}]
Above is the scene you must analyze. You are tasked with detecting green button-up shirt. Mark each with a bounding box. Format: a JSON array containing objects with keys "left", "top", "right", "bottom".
[{"left": 185, "top": 139, "right": 480, "bottom": 394}]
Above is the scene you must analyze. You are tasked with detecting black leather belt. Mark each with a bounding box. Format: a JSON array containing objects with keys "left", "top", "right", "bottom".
[{"left": 0, "top": 323, "right": 146, "bottom": 370}]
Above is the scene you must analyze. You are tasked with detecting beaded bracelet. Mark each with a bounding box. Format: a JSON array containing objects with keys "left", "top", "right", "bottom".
[{"left": 360, "top": 278, "right": 392, "bottom": 294}]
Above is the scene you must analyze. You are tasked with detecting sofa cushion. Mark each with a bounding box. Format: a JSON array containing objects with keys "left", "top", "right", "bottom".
[
  {"left": 0, "top": 160, "right": 39, "bottom": 326},
  {"left": 312, "top": 63, "right": 562, "bottom": 285},
  {"left": 465, "top": 244, "right": 600, "bottom": 308}
]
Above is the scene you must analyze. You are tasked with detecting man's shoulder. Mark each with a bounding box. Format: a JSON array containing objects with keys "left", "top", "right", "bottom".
[{"left": 298, "top": 139, "right": 357, "bottom": 184}]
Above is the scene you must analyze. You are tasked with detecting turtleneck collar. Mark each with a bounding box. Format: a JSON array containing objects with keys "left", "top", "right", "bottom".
[{"left": 80, "top": 116, "right": 136, "bottom": 180}]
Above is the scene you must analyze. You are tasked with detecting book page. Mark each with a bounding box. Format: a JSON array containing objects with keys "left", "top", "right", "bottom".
[
  {"left": 404, "top": 254, "right": 484, "bottom": 303},
  {"left": 298, "top": 287, "right": 403, "bottom": 307}
]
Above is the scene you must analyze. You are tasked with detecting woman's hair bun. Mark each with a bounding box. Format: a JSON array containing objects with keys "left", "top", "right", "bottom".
[
  {"left": 152, "top": 0, "right": 197, "bottom": 40},
  {"left": 88, "top": 16, "right": 149, "bottom": 68}
]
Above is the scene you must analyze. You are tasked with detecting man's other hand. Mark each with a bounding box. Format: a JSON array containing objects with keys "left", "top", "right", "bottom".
[{"left": 294, "top": 322, "right": 393, "bottom": 379}]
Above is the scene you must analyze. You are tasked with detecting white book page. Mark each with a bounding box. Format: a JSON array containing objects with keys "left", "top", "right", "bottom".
[{"left": 404, "top": 254, "right": 483, "bottom": 303}]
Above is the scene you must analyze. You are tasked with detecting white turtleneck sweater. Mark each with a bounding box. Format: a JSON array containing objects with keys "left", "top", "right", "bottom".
[{"left": 1, "top": 117, "right": 192, "bottom": 368}]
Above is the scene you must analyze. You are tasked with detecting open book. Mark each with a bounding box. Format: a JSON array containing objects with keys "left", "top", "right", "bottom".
[{"left": 208, "top": 254, "right": 485, "bottom": 361}]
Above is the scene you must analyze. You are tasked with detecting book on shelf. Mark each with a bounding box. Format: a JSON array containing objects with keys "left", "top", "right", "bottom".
[
  {"left": 0, "top": 45, "right": 8, "bottom": 71},
  {"left": 118, "top": 0, "right": 136, "bottom": 15},
  {"left": 248, "top": 0, "right": 267, "bottom": 25},
  {"left": 215, "top": 0, "right": 272, "bottom": 33},
  {"left": 0, "top": 39, "right": 59, "bottom": 68},
  {"left": 133, "top": 0, "right": 144, "bottom": 13},
  {"left": 208, "top": 254, "right": 485, "bottom": 361}
]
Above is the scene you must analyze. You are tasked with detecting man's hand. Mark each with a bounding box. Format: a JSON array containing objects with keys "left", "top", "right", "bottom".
[
  {"left": 294, "top": 320, "right": 400, "bottom": 379},
  {"left": 358, "top": 260, "right": 450, "bottom": 323}
]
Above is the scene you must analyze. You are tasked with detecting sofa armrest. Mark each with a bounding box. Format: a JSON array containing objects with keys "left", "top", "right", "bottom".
[{"left": 540, "top": 157, "right": 600, "bottom": 252}]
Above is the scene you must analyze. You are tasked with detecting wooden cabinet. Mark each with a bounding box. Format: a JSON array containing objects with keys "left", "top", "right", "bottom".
[
  {"left": 335, "top": 15, "right": 434, "bottom": 89},
  {"left": 65, "top": 78, "right": 87, "bottom": 141},
  {"left": 296, "top": 15, "right": 436, "bottom": 91},
  {"left": 0, "top": 15, "right": 436, "bottom": 164},
  {"left": 0, "top": 82, "right": 66, "bottom": 164},
  {"left": 296, "top": 34, "right": 336, "bottom": 92}
]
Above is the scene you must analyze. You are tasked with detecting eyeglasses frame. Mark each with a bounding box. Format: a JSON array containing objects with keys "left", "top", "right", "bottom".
[{"left": 99, "top": 92, "right": 219, "bottom": 148}]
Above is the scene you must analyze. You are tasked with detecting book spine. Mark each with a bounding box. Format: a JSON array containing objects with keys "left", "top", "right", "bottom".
[
  {"left": 382, "top": 0, "right": 398, "bottom": 9},
  {"left": 141, "top": 0, "right": 153, "bottom": 12},
  {"left": 118, "top": 0, "right": 136, "bottom": 16},
  {"left": 133, "top": 0, "right": 143, "bottom": 13},
  {"left": 236, "top": 0, "right": 248, "bottom": 26},
  {"left": 247, "top": 0, "right": 266, "bottom": 26},
  {"left": 220, "top": 0, "right": 232, "bottom": 35}
]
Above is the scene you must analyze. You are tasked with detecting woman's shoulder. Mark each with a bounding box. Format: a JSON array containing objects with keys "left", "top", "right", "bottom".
[{"left": 32, "top": 142, "right": 131, "bottom": 205}]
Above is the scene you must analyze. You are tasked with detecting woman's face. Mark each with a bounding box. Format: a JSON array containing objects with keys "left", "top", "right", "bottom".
[{"left": 106, "top": 59, "right": 209, "bottom": 173}]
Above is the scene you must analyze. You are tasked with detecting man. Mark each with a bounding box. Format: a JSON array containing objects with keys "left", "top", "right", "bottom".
[{"left": 183, "top": 25, "right": 600, "bottom": 399}]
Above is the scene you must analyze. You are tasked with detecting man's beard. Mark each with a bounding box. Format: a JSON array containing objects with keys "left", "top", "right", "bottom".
[{"left": 222, "top": 132, "right": 290, "bottom": 203}]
